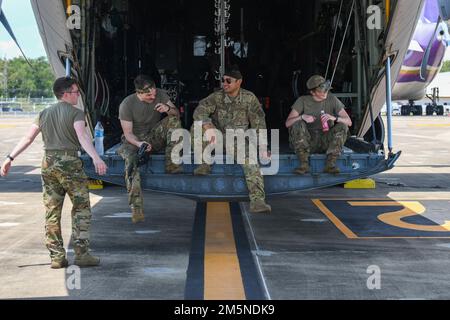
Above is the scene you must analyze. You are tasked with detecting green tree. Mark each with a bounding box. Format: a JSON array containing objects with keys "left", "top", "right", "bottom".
[
  {"left": 440, "top": 60, "right": 450, "bottom": 73},
  {"left": 0, "top": 56, "right": 54, "bottom": 98}
]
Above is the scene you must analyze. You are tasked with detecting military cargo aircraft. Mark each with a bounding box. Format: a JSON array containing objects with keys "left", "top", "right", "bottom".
[{"left": 28, "top": 0, "right": 450, "bottom": 200}]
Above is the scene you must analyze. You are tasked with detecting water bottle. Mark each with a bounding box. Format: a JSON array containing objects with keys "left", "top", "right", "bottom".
[
  {"left": 94, "top": 121, "right": 104, "bottom": 156},
  {"left": 320, "top": 110, "right": 329, "bottom": 133}
]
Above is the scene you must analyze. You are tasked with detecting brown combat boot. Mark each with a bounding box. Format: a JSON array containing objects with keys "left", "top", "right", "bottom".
[
  {"left": 51, "top": 258, "right": 68, "bottom": 269},
  {"left": 131, "top": 207, "right": 145, "bottom": 223},
  {"left": 293, "top": 151, "right": 310, "bottom": 175},
  {"left": 74, "top": 253, "right": 100, "bottom": 267},
  {"left": 166, "top": 163, "right": 183, "bottom": 174},
  {"left": 74, "top": 247, "right": 100, "bottom": 267},
  {"left": 324, "top": 154, "right": 340, "bottom": 174},
  {"left": 249, "top": 199, "right": 272, "bottom": 213},
  {"left": 194, "top": 163, "right": 211, "bottom": 176}
]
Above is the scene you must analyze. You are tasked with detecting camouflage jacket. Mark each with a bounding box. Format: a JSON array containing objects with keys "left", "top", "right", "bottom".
[{"left": 193, "top": 89, "right": 267, "bottom": 133}]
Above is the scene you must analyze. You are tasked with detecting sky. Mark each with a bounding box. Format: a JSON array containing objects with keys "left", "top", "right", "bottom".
[{"left": 0, "top": 0, "right": 46, "bottom": 59}]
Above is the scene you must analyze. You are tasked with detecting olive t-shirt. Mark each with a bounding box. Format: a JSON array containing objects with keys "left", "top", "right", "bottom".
[
  {"left": 33, "top": 102, "right": 85, "bottom": 151},
  {"left": 118, "top": 90, "right": 171, "bottom": 139},
  {"left": 291, "top": 94, "right": 345, "bottom": 130}
]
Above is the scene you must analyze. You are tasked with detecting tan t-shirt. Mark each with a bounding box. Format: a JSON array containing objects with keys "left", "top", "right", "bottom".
[
  {"left": 291, "top": 94, "right": 345, "bottom": 130},
  {"left": 118, "top": 90, "right": 171, "bottom": 139},
  {"left": 33, "top": 102, "right": 85, "bottom": 151}
]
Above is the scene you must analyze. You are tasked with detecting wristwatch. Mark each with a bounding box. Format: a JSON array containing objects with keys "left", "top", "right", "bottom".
[{"left": 6, "top": 155, "right": 14, "bottom": 161}]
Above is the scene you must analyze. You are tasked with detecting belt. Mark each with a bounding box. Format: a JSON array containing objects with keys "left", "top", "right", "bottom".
[{"left": 45, "top": 150, "right": 79, "bottom": 157}]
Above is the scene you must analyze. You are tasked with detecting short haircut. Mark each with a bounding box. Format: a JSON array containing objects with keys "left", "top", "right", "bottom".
[
  {"left": 53, "top": 77, "right": 78, "bottom": 99},
  {"left": 134, "top": 75, "right": 156, "bottom": 91}
]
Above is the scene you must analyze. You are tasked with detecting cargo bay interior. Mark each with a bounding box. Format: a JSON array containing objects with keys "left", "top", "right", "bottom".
[{"left": 73, "top": 0, "right": 383, "bottom": 150}]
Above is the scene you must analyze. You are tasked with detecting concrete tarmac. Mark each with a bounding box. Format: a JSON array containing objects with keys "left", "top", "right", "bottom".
[{"left": 0, "top": 115, "right": 449, "bottom": 300}]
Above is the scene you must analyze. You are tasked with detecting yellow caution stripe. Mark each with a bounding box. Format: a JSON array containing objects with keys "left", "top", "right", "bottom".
[
  {"left": 344, "top": 179, "right": 376, "bottom": 189},
  {"left": 88, "top": 179, "right": 103, "bottom": 190}
]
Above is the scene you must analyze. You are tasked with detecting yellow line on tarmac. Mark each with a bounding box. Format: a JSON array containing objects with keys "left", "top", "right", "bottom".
[
  {"left": 204, "top": 202, "right": 246, "bottom": 300},
  {"left": 0, "top": 124, "right": 16, "bottom": 129},
  {"left": 312, "top": 199, "right": 358, "bottom": 239},
  {"left": 348, "top": 201, "right": 404, "bottom": 206}
]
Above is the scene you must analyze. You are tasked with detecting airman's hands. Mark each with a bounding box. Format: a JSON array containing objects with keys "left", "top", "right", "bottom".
[
  {"left": 320, "top": 113, "right": 337, "bottom": 122},
  {"left": 138, "top": 141, "right": 152, "bottom": 152},
  {"left": 0, "top": 159, "right": 12, "bottom": 177},
  {"left": 155, "top": 103, "right": 170, "bottom": 114},
  {"left": 301, "top": 114, "right": 316, "bottom": 123},
  {"left": 93, "top": 157, "right": 108, "bottom": 176}
]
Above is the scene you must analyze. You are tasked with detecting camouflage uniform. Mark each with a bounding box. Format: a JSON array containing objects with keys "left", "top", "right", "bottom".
[
  {"left": 192, "top": 89, "right": 267, "bottom": 202},
  {"left": 34, "top": 101, "right": 96, "bottom": 264},
  {"left": 41, "top": 151, "right": 91, "bottom": 261},
  {"left": 117, "top": 115, "right": 182, "bottom": 210},
  {"left": 288, "top": 93, "right": 349, "bottom": 168},
  {"left": 289, "top": 120, "right": 349, "bottom": 156}
]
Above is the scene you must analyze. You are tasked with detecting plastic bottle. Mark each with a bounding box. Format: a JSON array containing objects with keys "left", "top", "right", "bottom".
[
  {"left": 94, "top": 121, "right": 104, "bottom": 156},
  {"left": 320, "top": 110, "right": 329, "bottom": 132}
]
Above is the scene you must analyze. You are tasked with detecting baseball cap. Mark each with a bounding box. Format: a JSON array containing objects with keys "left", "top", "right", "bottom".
[
  {"left": 224, "top": 65, "right": 243, "bottom": 80},
  {"left": 306, "top": 75, "right": 332, "bottom": 91}
]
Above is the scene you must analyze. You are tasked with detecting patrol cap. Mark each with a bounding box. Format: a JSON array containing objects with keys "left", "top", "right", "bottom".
[
  {"left": 224, "top": 65, "right": 243, "bottom": 80},
  {"left": 306, "top": 75, "right": 332, "bottom": 91}
]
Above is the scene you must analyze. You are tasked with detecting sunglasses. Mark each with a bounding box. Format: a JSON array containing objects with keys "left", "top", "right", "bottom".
[
  {"left": 314, "top": 80, "right": 332, "bottom": 92},
  {"left": 221, "top": 77, "right": 236, "bottom": 84}
]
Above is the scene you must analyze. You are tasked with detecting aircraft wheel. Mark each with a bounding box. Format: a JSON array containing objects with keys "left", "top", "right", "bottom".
[
  {"left": 401, "top": 106, "right": 410, "bottom": 116},
  {"left": 413, "top": 106, "right": 422, "bottom": 116}
]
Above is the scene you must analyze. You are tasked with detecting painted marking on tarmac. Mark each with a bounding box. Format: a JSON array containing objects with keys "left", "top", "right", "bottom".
[
  {"left": 301, "top": 218, "right": 328, "bottom": 223},
  {"left": 67, "top": 249, "right": 95, "bottom": 253},
  {"left": 135, "top": 230, "right": 161, "bottom": 235},
  {"left": 204, "top": 202, "right": 246, "bottom": 300},
  {"left": 0, "top": 124, "right": 16, "bottom": 129},
  {"left": 349, "top": 201, "right": 450, "bottom": 232},
  {"left": 0, "top": 214, "right": 22, "bottom": 219},
  {"left": 143, "top": 267, "right": 178, "bottom": 275},
  {"left": 253, "top": 250, "right": 275, "bottom": 257},
  {"left": 312, "top": 199, "right": 358, "bottom": 239},
  {"left": 410, "top": 124, "right": 450, "bottom": 128},
  {"left": 0, "top": 201, "right": 24, "bottom": 206},
  {"left": 313, "top": 198, "right": 450, "bottom": 239},
  {"left": 184, "top": 202, "right": 266, "bottom": 300},
  {"left": 104, "top": 212, "right": 132, "bottom": 218},
  {"left": 435, "top": 243, "right": 450, "bottom": 249},
  {"left": 24, "top": 168, "right": 41, "bottom": 175},
  {"left": 96, "top": 197, "right": 123, "bottom": 203},
  {"left": 387, "top": 192, "right": 450, "bottom": 201},
  {"left": 0, "top": 222, "right": 20, "bottom": 227}
]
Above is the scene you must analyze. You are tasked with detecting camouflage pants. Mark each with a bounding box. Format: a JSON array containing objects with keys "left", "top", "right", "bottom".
[
  {"left": 41, "top": 153, "right": 91, "bottom": 261},
  {"left": 191, "top": 124, "right": 266, "bottom": 202},
  {"left": 289, "top": 120, "right": 349, "bottom": 156},
  {"left": 118, "top": 115, "right": 182, "bottom": 210}
]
